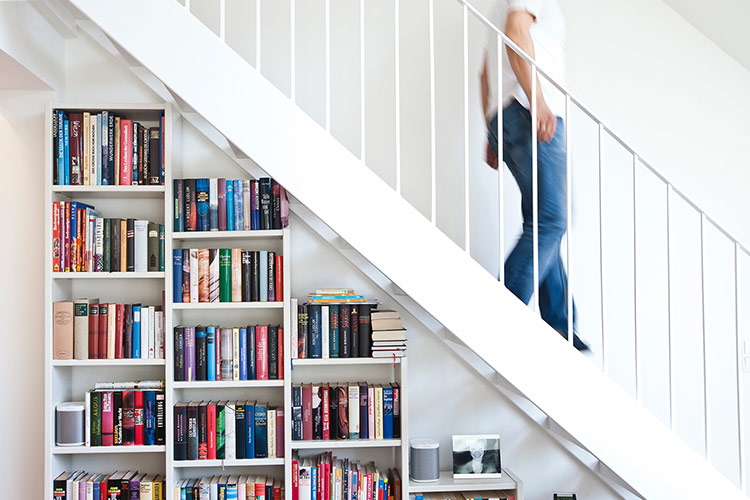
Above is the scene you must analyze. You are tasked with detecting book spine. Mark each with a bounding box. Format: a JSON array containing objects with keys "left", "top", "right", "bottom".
[
  {"left": 268, "top": 326, "right": 278, "bottom": 380},
  {"left": 243, "top": 180, "right": 251, "bottom": 230},
  {"left": 182, "top": 249, "right": 191, "bottom": 303},
  {"left": 259, "top": 251, "right": 268, "bottom": 302},
  {"left": 220, "top": 328, "right": 233, "bottom": 381},
  {"left": 145, "top": 390, "right": 156, "bottom": 445},
  {"left": 101, "top": 111, "right": 109, "bottom": 184},
  {"left": 120, "top": 120, "right": 132, "bottom": 185},
  {"left": 174, "top": 327, "right": 184, "bottom": 382},
  {"left": 272, "top": 180, "right": 282, "bottom": 229},
  {"left": 235, "top": 402, "right": 246, "bottom": 459},
  {"left": 101, "top": 391, "right": 113, "bottom": 446},
  {"left": 97, "top": 304, "right": 108, "bottom": 359},
  {"left": 251, "top": 179, "right": 260, "bottom": 230},
  {"left": 122, "top": 390, "right": 135, "bottom": 445},
  {"left": 174, "top": 404, "right": 187, "bottom": 460},
  {"left": 267, "top": 251, "right": 275, "bottom": 303},
  {"left": 184, "top": 326, "right": 196, "bottom": 381},
  {"left": 198, "top": 403, "right": 208, "bottom": 459},
  {"left": 241, "top": 251, "right": 252, "bottom": 301},
  {"left": 322, "top": 386, "right": 330, "bottom": 440},
  {"left": 123, "top": 303, "right": 133, "bottom": 358},
  {"left": 196, "top": 326, "right": 207, "bottom": 381},
  {"left": 114, "top": 304, "right": 124, "bottom": 359},
  {"left": 189, "top": 249, "right": 199, "bottom": 302},
  {"left": 312, "top": 385, "right": 322, "bottom": 440},
  {"left": 349, "top": 307, "right": 358, "bottom": 359},
  {"left": 63, "top": 119, "right": 70, "bottom": 186},
  {"left": 260, "top": 178, "right": 272, "bottom": 230},
  {"left": 254, "top": 404, "right": 267, "bottom": 458},
  {"left": 134, "top": 220, "right": 149, "bottom": 273},
  {"left": 113, "top": 390, "right": 123, "bottom": 445},
  {"left": 149, "top": 127, "right": 161, "bottom": 184},
  {"left": 88, "top": 304, "right": 99, "bottom": 360},
  {"left": 69, "top": 113, "right": 82, "bottom": 185},
  {"left": 216, "top": 402, "right": 225, "bottom": 459},
  {"left": 147, "top": 223, "right": 160, "bottom": 272},
  {"left": 219, "top": 248, "right": 232, "bottom": 302},
  {"left": 73, "top": 299, "right": 90, "bottom": 360},
  {"left": 231, "top": 248, "right": 242, "bottom": 302},
  {"left": 251, "top": 251, "right": 260, "bottom": 302},
  {"left": 95, "top": 114, "right": 102, "bottom": 185},
  {"left": 329, "top": 305, "right": 339, "bottom": 358},
  {"left": 114, "top": 117, "right": 120, "bottom": 185},
  {"left": 248, "top": 326, "right": 256, "bottom": 380},
  {"left": 209, "top": 248, "right": 220, "bottom": 302},
  {"left": 218, "top": 178, "right": 227, "bottom": 231},
  {"left": 232, "top": 327, "right": 240, "bottom": 381},
  {"left": 82, "top": 112, "right": 89, "bottom": 185},
  {"left": 226, "top": 180, "right": 235, "bottom": 231},
  {"left": 196, "top": 178, "right": 210, "bottom": 231},
  {"left": 209, "top": 177, "right": 219, "bottom": 230},
  {"left": 207, "top": 402, "right": 216, "bottom": 460},
  {"left": 184, "top": 178, "right": 196, "bottom": 231},
  {"left": 336, "top": 386, "right": 348, "bottom": 440},
  {"left": 198, "top": 248, "right": 209, "bottom": 302},
  {"left": 348, "top": 385, "right": 360, "bottom": 439},
  {"left": 239, "top": 327, "right": 248, "bottom": 380},
  {"left": 383, "top": 386, "right": 394, "bottom": 439},
  {"left": 256, "top": 325, "right": 268, "bottom": 380},
  {"left": 275, "top": 255, "right": 283, "bottom": 301},
  {"left": 107, "top": 112, "right": 115, "bottom": 185},
  {"left": 126, "top": 218, "right": 135, "bottom": 272},
  {"left": 174, "top": 179, "right": 184, "bottom": 232},
  {"left": 173, "top": 250, "right": 183, "bottom": 303},
  {"left": 91, "top": 390, "right": 102, "bottom": 446},
  {"left": 358, "top": 305, "right": 372, "bottom": 357},
  {"left": 246, "top": 402, "right": 256, "bottom": 458},
  {"left": 52, "top": 301, "right": 73, "bottom": 360},
  {"left": 132, "top": 122, "right": 139, "bottom": 184},
  {"left": 55, "top": 110, "right": 64, "bottom": 185},
  {"left": 207, "top": 326, "right": 216, "bottom": 381},
  {"left": 278, "top": 327, "right": 284, "bottom": 380},
  {"left": 276, "top": 408, "right": 284, "bottom": 457},
  {"left": 392, "top": 383, "right": 400, "bottom": 439},
  {"left": 308, "top": 305, "right": 322, "bottom": 359},
  {"left": 359, "top": 384, "right": 368, "bottom": 439},
  {"left": 234, "top": 179, "right": 243, "bottom": 230}
]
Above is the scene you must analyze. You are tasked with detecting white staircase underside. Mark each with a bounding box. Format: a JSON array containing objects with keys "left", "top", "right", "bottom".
[{"left": 65, "top": 1, "right": 746, "bottom": 498}]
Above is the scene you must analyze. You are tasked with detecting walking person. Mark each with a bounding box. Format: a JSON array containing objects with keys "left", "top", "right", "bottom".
[{"left": 480, "top": 0, "right": 588, "bottom": 351}]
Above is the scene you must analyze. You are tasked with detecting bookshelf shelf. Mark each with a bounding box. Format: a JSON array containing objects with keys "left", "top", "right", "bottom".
[
  {"left": 52, "top": 445, "right": 166, "bottom": 455},
  {"left": 173, "top": 230, "right": 284, "bottom": 240},
  {"left": 52, "top": 185, "right": 165, "bottom": 198},
  {"left": 408, "top": 470, "right": 521, "bottom": 493},
  {"left": 173, "top": 458, "right": 285, "bottom": 468},
  {"left": 291, "top": 357, "right": 402, "bottom": 367},
  {"left": 172, "top": 302, "right": 284, "bottom": 310},
  {"left": 291, "top": 439, "right": 402, "bottom": 450},
  {"left": 172, "top": 380, "right": 284, "bottom": 389},
  {"left": 52, "top": 359, "right": 166, "bottom": 367},
  {"left": 52, "top": 272, "right": 165, "bottom": 279}
]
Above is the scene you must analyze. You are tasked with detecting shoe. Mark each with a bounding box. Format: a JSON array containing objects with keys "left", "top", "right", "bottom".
[{"left": 555, "top": 329, "right": 590, "bottom": 352}]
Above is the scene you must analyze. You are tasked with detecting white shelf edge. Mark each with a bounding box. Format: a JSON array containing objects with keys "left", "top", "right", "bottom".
[
  {"left": 173, "top": 230, "right": 284, "bottom": 240},
  {"left": 173, "top": 458, "right": 285, "bottom": 468},
  {"left": 291, "top": 439, "right": 402, "bottom": 450},
  {"left": 291, "top": 357, "right": 403, "bottom": 367},
  {"left": 52, "top": 272, "right": 165, "bottom": 279},
  {"left": 172, "top": 302, "right": 284, "bottom": 310},
  {"left": 408, "top": 470, "right": 519, "bottom": 493},
  {"left": 52, "top": 359, "right": 166, "bottom": 367},
  {"left": 52, "top": 445, "right": 166, "bottom": 455},
  {"left": 173, "top": 380, "right": 285, "bottom": 389}
]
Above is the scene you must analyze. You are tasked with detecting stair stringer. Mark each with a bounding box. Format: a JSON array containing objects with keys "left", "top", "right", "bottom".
[{"left": 65, "top": 1, "right": 746, "bottom": 498}]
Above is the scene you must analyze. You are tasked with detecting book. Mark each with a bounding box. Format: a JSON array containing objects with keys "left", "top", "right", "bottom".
[
  {"left": 209, "top": 248, "right": 220, "bottom": 302},
  {"left": 53, "top": 301, "right": 74, "bottom": 360},
  {"left": 73, "top": 298, "right": 97, "bottom": 360},
  {"left": 232, "top": 248, "right": 242, "bottom": 302},
  {"left": 358, "top": 305, "right": 372, "bottom": 357},
  {"left": 196, "top": 178, "right": 210, "bottom": 231}
]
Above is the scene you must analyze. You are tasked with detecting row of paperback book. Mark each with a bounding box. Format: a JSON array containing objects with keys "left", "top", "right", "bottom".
[
  {"left": 174, "top": 325, "right": 284, "bottom": 382},
  {"left": 173, "top": 248, "right": 283, "bottom": 303},
  {"left": 84, "top": 382, "right": 166, "bottom": 447},
  {"left": 53, "top": 109, "right": 164, "bottom": 186},
  {"left": 292, "top": 452, "right": 402, "bottom": 500},
  {"left": 411, "top": 494, "right": 515, "bottom": 500},
  {"left": 174, "top": 475, "right": 282, "bottom": 500},
  {"left": 174, "top": 177, "right": 288, "bottom": 232},
  {"left": 291, "top": 383, "right": 400, "bottom": 441},
  {"left": 53, "top": 300, "right": 165, "bottom": 360},
  {"left": 53, "top": 201, "right": 165, "bottom": 273},
  {"left": 174, "top": 400, "right": 284, "bottom": 461},
  {"left": 53, "top": 470, "right": 164, "bottom": 500}
]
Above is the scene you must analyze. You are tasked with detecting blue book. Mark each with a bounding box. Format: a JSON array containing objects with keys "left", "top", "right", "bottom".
[
  {"left": 56, "top": 111, "right": 65, "bottom": 184},
  {"left": 308, "top": 305, "right": 322, "bottom": 358},
  {"left": 207, "top": 326, "right": 216, "bottom": 381},
  {"left": 259, "top": 251, "right": 268, "bottom": 302},
  {"left": 234, "top": 179, "right": 243, "bottom": 230},
  {"left": 132, "top": 305, "right": 141, "bottom": 358},
  {"left": 96, "top": 113, "right": 102, "bottom": 185},
  {"left": 251, "top": 180, "right": 260, "bottom": 230},
  {"left": 63, "top": 119, "right": 70, "bottom": 186},
  {"left": 196, "top": 178, "right": 210, "bottom": 231},
  {"left": 92, "top": 479, "right": 100, "bottom": 499},
  {"left": 172, "top": 249, "right": 183, "bottom": 302},
  {"left": 226, "top": 180, "right": 235, "bottom": 231},
  {"left": 226, "top": 484, "right": 238, "bottom": 500},
  {"left": 245, "top": 401, "right": 255, "bottom": 458},
  {"left": 311, "top": 458, "right": 318, "bottom": 500},
  {"left": 101, "top": 111, "right": 109, "bottom": 185},
  {"left": 383, "top": 386, "right": 394, "bottom": 439},
  {"left": 248, "top": 326, "right": 256, "bottom": 380},
  {"left": 144, "top": 390, "right": 156, "bottom": 445},
  {"left": 254, "top": 402, "right": 267, "bottom": 458},
  {"left": 239, "top": 327, "right": 248, "bottom": 380},
  {"left": 218, "top": 482, "right": 227, "bottom": 500}
]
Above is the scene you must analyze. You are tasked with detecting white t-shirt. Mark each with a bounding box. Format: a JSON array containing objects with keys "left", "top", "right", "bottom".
[{"left": 485, "top": 0, "right": 567, "bottom": 119}]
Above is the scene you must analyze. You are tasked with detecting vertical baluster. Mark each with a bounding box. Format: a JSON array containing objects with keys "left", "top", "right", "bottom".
[
  {"left": 497, "top": 34, "right": 504, "bottom": 285},
  {"left": 219, "top": 0, "right": 226, "bottom": 41},
  {"left": 325, "top": 0, "right": 331, "bottom": 131},
  {"left": 290, "top": 0, "right": 296, "bottom": 102},
  {"left": 667, "top": 183, "right": 676, "bottom": 430},
  {"left": 598, "top": 123, "right": 607, "bottom": 373},
  {"left": 700, "top": 213, "right": 710, "bottom": 461},
  {"left": 463, "top": 4, "right": 470, "bottom": 253},
  {"left": 565, "top": 95, "right": 573, "bottom": 345},
  {"left": 360, "top": 0, "right": 366, "bottom": 162},
  {"left": 256, "top": 0, "right": 262, "bottom": 71},
  {"left": 530, "top": 65, "right": 539, "bottom": 313},
  {"left": 185, "top": 0, "right": 191, "bottom": 10},
  {"left": 735, "top": 243, "right": 746, "bottom": 491},
  {"left": 428, "top": 0, "right": 437, "bottom": 224},
  {"left": 394, "top": 0, "right": 401, "bottom": 195},
  {"left": 633, "top": 154, "right": 641, "bottom": 399}
]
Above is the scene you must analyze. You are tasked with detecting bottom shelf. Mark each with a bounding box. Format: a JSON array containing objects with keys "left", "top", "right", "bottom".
[{"left": 409, "top": 469, "right": 519, "bottom": 493}]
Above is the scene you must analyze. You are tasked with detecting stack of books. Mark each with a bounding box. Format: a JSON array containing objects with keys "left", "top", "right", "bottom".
[
  {"left": 307, "top": 288, "right": 366, "bottom": 304},
  {"left": 53, "top": 470, "right": 164, "bottom": 500},
  {"left": 371, "top": 310, "right": 407, "bottom": 359},
  {"left": 292, "top": 452, "right": 401, "bottom": 500},
  {"left": 174, "top": 475, "right": 282, "bottom": 500},
  {"left": 412, "top": 493, "right": 515, "bottom": 500}
]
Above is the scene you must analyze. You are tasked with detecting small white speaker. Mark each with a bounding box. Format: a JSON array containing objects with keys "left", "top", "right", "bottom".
[
  {"left": 410, "top": 438, "right": 440, "bottom": 482},
  {"left": 56, "top": 402, "right": 85, "bottom": 446}
]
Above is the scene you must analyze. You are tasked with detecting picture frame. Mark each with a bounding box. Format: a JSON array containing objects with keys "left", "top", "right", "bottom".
[
  {"left": 553, "top": 495, "right": 577, "bottom": 500},
  {"left": 451, "top": 434, "right": 502, "bottom": 478}
]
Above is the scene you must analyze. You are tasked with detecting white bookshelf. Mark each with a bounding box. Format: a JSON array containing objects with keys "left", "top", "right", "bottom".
[
  {"left": 408, "top": 469, "right": 523, "bottom": 499},
  {"left": 45, "top": 102, "right": 173, "bottom": 500}
]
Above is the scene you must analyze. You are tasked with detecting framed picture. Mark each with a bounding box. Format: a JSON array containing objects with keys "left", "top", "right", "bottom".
[
  {"left": 553, "top": 495, "right": 577, "bottom": 500},
  {"left": 451, "top": 434, "right": 502, "bottom": 478}
]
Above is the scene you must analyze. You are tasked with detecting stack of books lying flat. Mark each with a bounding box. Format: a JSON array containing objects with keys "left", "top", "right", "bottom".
[{"left": 371, "top": 310, "right": 406, "bottom": 359}]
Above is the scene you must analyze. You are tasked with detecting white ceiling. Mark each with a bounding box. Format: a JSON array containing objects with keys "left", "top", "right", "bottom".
[{"left": 662, "top": 0, "right": 750, "bottom": 72}]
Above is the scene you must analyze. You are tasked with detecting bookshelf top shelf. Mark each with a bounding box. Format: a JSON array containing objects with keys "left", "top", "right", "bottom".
[
  {"left": 52, "top": 185, "right": 165, "bottom": 199},
  {"left": 173, "top": 230, "right": 284, "bottom": 240},
  {"left": 408, "top": 470, "right": 520, "bottom": 493}
]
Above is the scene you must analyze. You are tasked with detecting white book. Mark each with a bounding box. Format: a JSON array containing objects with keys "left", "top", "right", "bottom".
[
  {"left": 134, "top": 220, "right": 148, "bottom": 272},
  {"left": 86, "top": 476, "right": 94, "bottom": 500},
  {"left": 291, "top": 298, "right": 298, "bottom": 359},
  {"left": 349, "top": 384, "right": 360, "bottom": 439},
  {"left": 210, "top": 476, "right": 219, "bottom": 500},
  {"left": 94, "top": 217, "right": 104, "bottom": 271},
  {"left": 84, "top": 391, "right": 91, "bottom": 446},
  {"left": 106, "top": 304, "right": 116, "bottom": 359},
  {"left": 322, "top": 305, "right": 330, "bottom": 359},
  {"left": 209, "top": 178, "right": 219, "bottom": 231},
  {"left": 267, "top": 408, "right": 276, "bottom": 458},
  {"left": 368, "top": 385, "right": 375, "bottom": 439},
  {"left": 298, "top": 461, "right": 312, "bottom": 500},
  {"left": 198, "top": 476, "right": 210, "bottom": 500},
  {"left": 237, "top": 476, "right": 246, "bottom": 500},
  {"left": 155, "top": 310, "right": 164, "bottom": 359},
  {"left": 149, "top": 306, "right": 156, "bottom": 358},
  {"left": 243, "top": 180, "right": 251, "bottom": 230},
  {"left": 190, "top": 249, "right": 199, "bottom": 302},
  {"left": 225, "top": 402, "right": 236, "bottom": 459},
  {"left": 140, "top": 305, "right": 150, "bottom": 359}
]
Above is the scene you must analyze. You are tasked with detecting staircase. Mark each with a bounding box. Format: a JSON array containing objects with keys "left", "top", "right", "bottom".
[{"left": 46, "top": 0, "right": 750, "bottom": 498}]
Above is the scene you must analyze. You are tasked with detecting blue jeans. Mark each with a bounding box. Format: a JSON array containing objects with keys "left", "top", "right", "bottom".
[{"left": 489, "top": 100, "right": 579, "bottom": 341}]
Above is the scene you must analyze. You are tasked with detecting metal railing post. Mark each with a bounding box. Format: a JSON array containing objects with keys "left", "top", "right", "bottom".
[
  {"left": 463, "top": 4, "right": 470, "bottom": 253},
  {"left": 428, "top": 0, "right": 437, "bottom": 225},
  {"left": 497, "top": 34, "right": 504, "bottom": 285},
  {"left": 565, "top": 95, "right": 573, "bottom": 345},
  {"left": 530, "top": 65, "right": 539, "bottom": 313}
]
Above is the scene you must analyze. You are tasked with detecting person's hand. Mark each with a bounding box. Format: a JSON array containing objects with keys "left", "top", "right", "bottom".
[{"left": 536, "top": 99, "right": 557, "bottom": 143}]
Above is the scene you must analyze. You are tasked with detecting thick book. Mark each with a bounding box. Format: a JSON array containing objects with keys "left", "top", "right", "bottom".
[
  {"left": 392, "top": 383, "right": 401, "bottom": 438},
  {"left": 321, "top": 386, "right": 330, "bottom": 440},
  {"left": 231, "top": 248, "right": 242, "bottom": 302},
  {"left": 113, "top": 390, "right": 123, "bottom": 445},
  {"left": 187, "top": 402, "right": 199, "bottom": 460},
  {"left": 243, "top": 180, "right": 251, "bottom": 230},
  {"left": 235, "top": 402, "right": 246, "bottom": 459},
  {"left": 184, "top": 326, "right": 196, "bottom": 381},
  {"left": 307, "top": 305, "right": 322, "bottom": 359},
  {"left": 198, "top": 248, "right": 210, "bottom": 302},
  {"left": 348, "top": 384, "right": 360, "bottom": 439},
  {"left": 101, "top": 391, "right": 114, "bottom": 446},
  {"left": 226, "top": 179, "right": 235, "bottom": 231},
  {"left": 259, "top": 178, "right": 273, "bottom": 230},
  {"left": 292, "top": 386, "right": 303, "bottom": 441},
  {"left": 234, "top": 179, "right": 244, "bottom": 230},
  {"left": 196, "top": 326, "right": 207, "bottom": 381},
  {"left": 251, "top": 179, "right": 260, "bottom": 230},
  {"left": 268, "top": 325, "right": 278, "bottom": 380},
  {"left": 119, "top": 120, "right": 132, "bottom": 185},
  {"left": 53, "top": 301, "right": 73, "bottom": 360},
  {"left": 302, "top": 384, "right": 313, "bottom": 440},
  {"left": 69, "top": 113, "right": 83, "bottom": 185},
  {"left": 219, "top": 248, "right": 232, "bottom": 302},
  {"left": 122, "top": 390, "right": 135, "bottom": 445},
  {"left": 147, "top": 222, "right": 160, "bottom": 272},
  {"left": 90, "top": 391, "right": 102, "bottom": 446},
  {"left": 207, "top": 326, "right": 217, "bottom": 381},
  {"left": 174, "top": 179, "right": 184, "bottom": 232},
  {"left": 245, "top": 401, "right": 256, "bottom": 458},
  {"left": 209, "top": 178, "right": 219, "bottom": 230},
  {"left": 198, "top": 402, "right": 208, "bottom": 459},
  {"left": 184, "top": 178, "right": 197, "bottom": 231},
  {"left": 196, "top": 178, "right": 210, "bottom": 231},
  {"left": 216, "top": 402, "right": 226, "bottom": 459},
  {"left": 209, "top": 248, "right": 220, "bottom": 302},
  {"left": 239, "top": 327, "right": 248, "bottom": 380},
  {"left": 329, "top": 305, "right": 339, "bottom": 358},
  {"left": 225, "top": 402, "right": 236, "bottom": 459},
  {"left": 254, "top": 403, "right": 268, "bottom": 458},
  {"left": 73, "top": 298, "right": 96, "bottom": 360},
  {"left": 173, "top": 250, "right": 183, "bottom": 303},
  {"left": 217, "top": 178, "right": 228, "bottom": 231},
  {"left": 111, "top": 218, "right": 121, "bottom": 272},
  {"left": 182, "top": 249, "right": 191, "bottom": 303},
  {"left": 267, "top": 251, "right": 275, "bottom": 303},
  {"left": 174, "top": 402, "right": 188, "bottom": 460},
  {"left": 272, "top": 180, "right": 282, "bottom": 229},
  {"left": 358, "top": 304, "right": 373, "bottom": 357},
  {"left": 207, "top": 401, "right": 217, "bottom": 459},
  {"left": 256, "top": 325, "right": 269, "bottom": 380},
  {"left": 134, "top": 220, "right": 149, "bottom": 272},
  {"left": 336, "top": 386, "right": 348, "bottom": 439},
  {"left": 148, "top": 127, "right": 161, "bottom": 185},
  {"left": 174, "top": 326, "right": 184, "bottom": 382},
  {"left": 328, "top": 385, "right": 339, "bottom": 440},
  {"left": 275, "top": 255, "right": 283, "bottom": 301},
  {"left": 383, "top": 386, "right": 394, "bottom": 439},
  {"left": 241, "top": 251, "right": 252, "bottom": 301},
  {"left": 312, "top": 385, "right": 322, "bottom": 440}
]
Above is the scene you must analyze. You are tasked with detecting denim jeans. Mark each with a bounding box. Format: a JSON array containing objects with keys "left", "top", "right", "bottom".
[{"left": 488, "top": 99, "right": 578, "bottom": 339}]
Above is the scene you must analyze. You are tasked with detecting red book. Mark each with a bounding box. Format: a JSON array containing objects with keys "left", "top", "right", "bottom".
[
  {"left": 273, "top": 481, "right": 281, "bottom": 500},
  {"left": 97, "top": 304, "right": 108, "bottom": 359},
  {"left": 52, "top": 201, "right": 60, "bottom": 272},
  {"left": 321, "top": 386, "right": 330, "bottom": 440},
  {"left": 302, "top": 384, "right": 313, "bottom": 440},
  {"left": 115, "top": 304, "right": 125, "bottom": 359},
  {"left": 256, "top": 325, "right": 269, "bottom": 380},
  {"left": 88, "top": 304, "right": 99, "bottom": 359},
  {"left": 275, "top": 255, "right": 283, "bottom": 301},
  {"left": 101, "top": 391, "right": 114, "bottom": 446},
  {"left": 207, "top": 402, "right": 216, "bottom": 460},
  {"left": 292, "top": 459, "right": 299, "bottom": 500},
  {"left": 254, "top": 481, "right": 265, "bottom": 500},
  {"left": 276, "top": 408, "right": 284, "bottom": 458},
  {"left": 134, "top": 391, "right": 144, "bottom": 445},
  {"left": 119, "top": 119, "right": 132, "bottom": 185},
  {"left": 277, "top": 327, "right": 284, "bottom": 380},
  {"left": 63, "top": 201, "right": 71, "bottom": 271}
]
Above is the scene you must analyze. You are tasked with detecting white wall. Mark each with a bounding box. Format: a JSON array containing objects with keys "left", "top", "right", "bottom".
[{"left": 0, "top": 24, "right": 622, "bottom": 500}]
